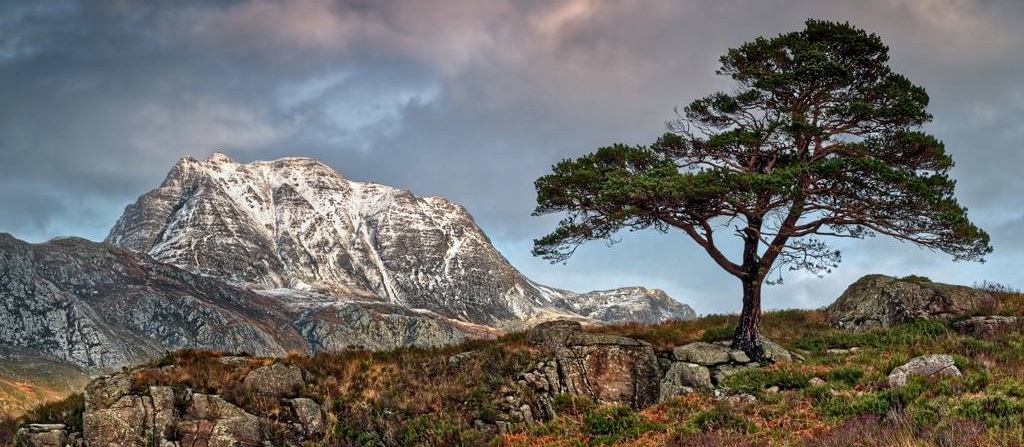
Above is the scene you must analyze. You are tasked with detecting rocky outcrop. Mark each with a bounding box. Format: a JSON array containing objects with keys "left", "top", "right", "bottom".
[
  {"left": 826, "top": 275, "right": 996, "bottom": 330},
  {"left": 952, "top": 316, "right": 1020, "bottom": 338},
  {"left": 512, "top": 321, "right": 797, "bottom": 429},
  {"left": 659, "top": 338, "right": 793, "bottom": 401},
  {"left": 888, "top": 354, "right": 961, "bottom": 388},
  {"left": 555, "top": 332, "right": 661, "bottom": 409},
  {"left": 81, "top": 363, "right": 323, "bottom": 447}
]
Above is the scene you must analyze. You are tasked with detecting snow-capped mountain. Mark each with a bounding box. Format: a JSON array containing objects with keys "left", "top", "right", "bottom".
[
  {"left": 0, "top": 153, "right": 694, "bottom": 374},
  {"left": 107, "top": 153, "right": 696, "bottom": 328}
]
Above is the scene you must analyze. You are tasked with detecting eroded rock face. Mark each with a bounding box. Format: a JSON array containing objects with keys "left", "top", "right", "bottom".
[
  {"left": 523, "top": 322, "right": 660, "bottom": 410},
  {"left": 888, "top": 354, "right": 961, "bottom": 388},
  {"left": 556, "top": 332, "right": 661, "bottom": 409},
  {"left": 0, "top": 234, "right": 305, "bottom": 373},
  {"left": 826, "top": 275, "right": 996, "bottom": 330}
]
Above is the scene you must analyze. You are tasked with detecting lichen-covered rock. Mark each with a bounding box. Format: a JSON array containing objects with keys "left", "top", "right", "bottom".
[
  {"left": 953, "top": 316, "right": 1020, "bottom": 338},
  {"left": 826, "top": 275, "right": 996, "bottom": 330},
  {"left": 243, "top": 363, "right": 304, "bottom": 397},
  {"left": 660, "top": 362, "right": 713, "bottom": 401},
  {"left": 888, "top": 354, "right": 961, "bottom": 388},
  {"left": 289, "top": 398, "right": 324, "bottom": 436},
  {"left": 711, "top": 363, "right": 759, "bottom": 385},
  {"left": 14, "top": 424, "right": 67, "bottom": 447},
  {"left": 525, "top": 322, "right": 660, "bottom": 410},
  {"left": 83, "top": 393, "right": 156, "bottom": 447},
  {"left": 525, "top": 320, "right": 584, "bottom": 352},
  {"left": 554, "top": 332, "right": 661, "bottom": 409},
  {"left": 673, "top": 342, "right": 732, "bottom": 366},
  {"left": 759, "top": 337, "right": 794, "bottom": 363},
  {"left": 180, "top": 394, "right": 264, "bottom": 447}
]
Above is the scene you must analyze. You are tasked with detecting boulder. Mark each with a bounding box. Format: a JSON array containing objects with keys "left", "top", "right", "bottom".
[
  {"left": 826, "top": 275, "right": 996, "bottom": 330},
  {"left": 180, "top": 394, "right": 264, "bottom": 447},
  {"left": 243, "top": 363, "right": 304, "bottom": 397},
  {"left": 551, "top": 330, "right": 660, "bottom": 410},
  {"left": 525, "top": 320, "right": 584, "bottom": 351},
  {"left": 447, "top": 350, "right": 478, "bottom": 369},
  {"left": 289, "top": 398, "right": 324, "bottom": 436},
  {"left": 759, "top": 337, "right": 794, "bottom": 363},
  {"left": 660, "top": 362, "right": 713, "bottom": 401},
  {"left": 14, "top": 424, "right": 67, "bottom": 447},
  {"left": 953, "top": 316, "right": 1020, "bottom": 338},
  {"left": 672, "top": 342, "right": 732, "bottom": 366},
  {"left": 888, "top": 354, "right": 961, "bottom": 388},
  {"left": 712, "top": 363, "right": 757, "bottom": 385}
]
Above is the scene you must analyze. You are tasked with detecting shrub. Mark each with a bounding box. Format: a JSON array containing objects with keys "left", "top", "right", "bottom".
[
  {"left": 552, "top": 394, "right": 596, "bottom": 418},
  {"left": 814, "top": 393, "right": 891, "bottom": 418},
  {"left": 826, "top": 367, "right": 864, "bottom": 387},
  {"left": 688, "top": 406, "right": 755, "bottom": 434},
  {"left": 956, "top": 393, "right": 1024, "bottom": 427},
  {"left": 701, "top": 326, "right": 735, "bottom": 343},
  {"left": 20, "top": 393, "right": 85, "bottom": 433},
  {"left": 900, "top": 275, "right": 932, "bottom": 284},
  {"left": 722, "top": 368, "right": 811, "bottom": 394},
  {"left": 973, "top": 281, "right": 1021, "bottom": 294},
  {"left": 0, "top": 413, "right": 15, "bottom": 447},
  {"left": 583, "top": 405, "right": 658, "bottom": 445}
]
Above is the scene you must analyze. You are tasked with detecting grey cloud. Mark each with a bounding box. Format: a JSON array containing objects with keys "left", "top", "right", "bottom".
[{"left": 1, "top": 0, "right": 1022, "bottom": 313}]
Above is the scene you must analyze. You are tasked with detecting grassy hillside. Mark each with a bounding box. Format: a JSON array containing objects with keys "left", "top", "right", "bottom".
[
  {"left": 3, "top": 287, "right": 1024, "bottom": 446},
  {"left": 0, "top": 351, "right": 88, "bottom": 417}
]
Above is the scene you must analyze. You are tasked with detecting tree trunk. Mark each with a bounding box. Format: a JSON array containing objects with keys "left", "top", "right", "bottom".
[{"left": 732, "top": 277, "right": 766, "bottom": 362}]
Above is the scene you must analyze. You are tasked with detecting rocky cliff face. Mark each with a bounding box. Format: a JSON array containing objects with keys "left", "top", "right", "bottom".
[
  {"left": 0, "top": 234, "right": 305, "bottom": 373},
  {"left": 0, "top": 233, "right": 495, "bottom": 375},
  {"left": 105, "top": 153, "right": 695, "bottom": 327}
]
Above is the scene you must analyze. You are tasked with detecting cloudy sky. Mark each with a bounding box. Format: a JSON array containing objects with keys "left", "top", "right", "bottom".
[{"left": 2, "top": 0, "right": 1022, "bottom": 314}]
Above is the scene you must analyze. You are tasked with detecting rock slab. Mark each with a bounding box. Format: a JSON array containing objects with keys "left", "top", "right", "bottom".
[{"left": 888, "top": 354, "right": 962, "bottom": 388}]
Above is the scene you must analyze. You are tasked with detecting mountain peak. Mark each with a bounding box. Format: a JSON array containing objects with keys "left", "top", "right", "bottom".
[{"left": 206, "top": 151, "right": 234, "bottom": 164}]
